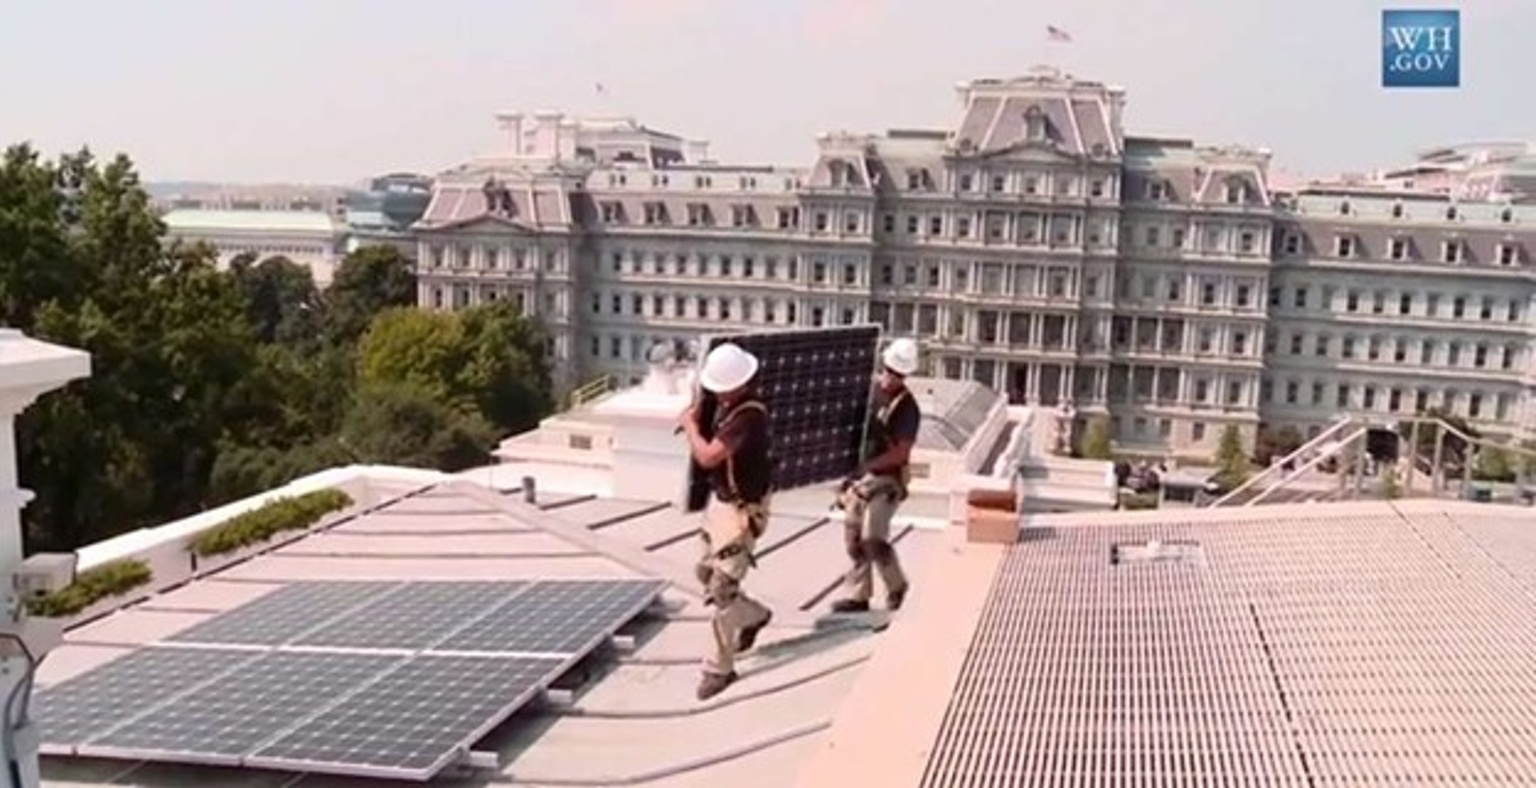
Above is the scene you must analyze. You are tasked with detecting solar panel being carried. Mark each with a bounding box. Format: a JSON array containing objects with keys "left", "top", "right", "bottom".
[
  {"left": 34, "top": 578, "right": 665, "bottom": 781},
  {"left": 684, "top": 325, "right": 882, "bottom": 513}
]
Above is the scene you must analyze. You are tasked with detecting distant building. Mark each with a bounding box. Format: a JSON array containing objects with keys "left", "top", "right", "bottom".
[
  {"left": 161, "top": 209, "right": 347, "bottom": 287},
  {"left": 407, "top": 68, "right": 1536, "bottom": 454},
  {"left": 341, "top": 173, "right": 432, "bottom": 258}
]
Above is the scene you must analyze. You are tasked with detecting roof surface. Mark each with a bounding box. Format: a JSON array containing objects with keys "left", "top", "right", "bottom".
[
  {"left": 36, "top": 463, "right": 1536, "bottom": 787},
  {"left": 161, "top": 209, "right": 342, "bottom": 235},
  {"left": 800, "top": 498, "right": 1536, "bottom": 787},
  {"left": 39, "top": 476, "right": 943, "bottom": 788}
]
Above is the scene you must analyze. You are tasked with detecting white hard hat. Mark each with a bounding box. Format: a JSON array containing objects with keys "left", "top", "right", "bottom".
[
  {"left": 882, "top": 338, "right": 920, "bottom": 376},
  {"left": 698, "top": 342, "right": 760, "bottom": 393}
]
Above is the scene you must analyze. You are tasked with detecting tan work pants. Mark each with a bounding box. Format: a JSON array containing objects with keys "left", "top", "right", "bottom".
[
  {"left": 840, "top": 473, "right": 908, "bottom": 602},
  {"left": 695, "top": 497, "right": 771, "bottom": 676}
]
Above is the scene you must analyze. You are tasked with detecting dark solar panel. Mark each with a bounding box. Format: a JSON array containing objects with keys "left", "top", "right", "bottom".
[
  {"left": 684, "top": 325, "right": 881, "bottom": 512},
  {"left": 164, "top": 580, "right": 407, "bottom": 647},
  {"left": 34, "top": 646, "right": 259, "bottom": 751},
  {"left": 435, "top": 579, "right": 665, "bottom": 655},
  {"left": 290, "top": 581, "right": 527, "bottom": 651},
  {"left": 82, "top": 651, "right": 404, "bottom": 762},
  {"left": 248, "top": 655, "right": 562, "bottom": 780},
  {"left": 38, "top": 578, "right": 665, "bottom": 780}
]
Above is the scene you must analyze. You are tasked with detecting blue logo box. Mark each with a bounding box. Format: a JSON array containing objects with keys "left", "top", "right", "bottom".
[{"left": 1382, "top": 9, "right": 1460, "bottom": 88}]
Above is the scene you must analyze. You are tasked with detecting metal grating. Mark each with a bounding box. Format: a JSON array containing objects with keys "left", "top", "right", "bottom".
[{"left": 922, "top": 512, "right": 1536, "bottom": 786}]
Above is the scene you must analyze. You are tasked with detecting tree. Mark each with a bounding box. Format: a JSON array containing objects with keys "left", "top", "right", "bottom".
[
  {"left": 356, "top": 303, "right": 554, "bottom": 434},
  {"left": 355, "top": 308, "right": 467, "bottom": 403},
  {"left": 1474, "top": 446, "right": 1516, "bottom": 483},
  {"left": 324, "top": 245, "right": 417, "bottom": 344},
  {"left": 337, "top": 383, "right": 495, "bottom": 472},
  {"left": 456, "top": 301, "right": 554, "bottom": 432},
  {"left": 1254, "top": 424, "right": 1305, "bottom": 466},
  {"left": 1400, "top": 407, "right": 1477, "bottom": 470},
  {"left": 3, "top": 145, "right": 552, "bottom": 552},
  {"left": 1080, "top": 417, "right": 1113, "bottom": 460},
  {"left": 1213, "top": 425, "right": 1249, "bottom": 489},
  {"left": 1380, "top": 465, "right": 1403, "bottom": 500},
  {"left": 229, "top": 254, "right": 324, "bottom": 346}
]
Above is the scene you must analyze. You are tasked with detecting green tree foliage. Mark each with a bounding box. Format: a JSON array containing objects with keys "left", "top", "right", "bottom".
[
  {"left": 229, "top": 254, "right": 324, "bottom": 346},
  {"left": 1079, "top": 417, "right": 1113, "bottom": 460},
  {"left": 338, "top": 383, "right": 497, "bottom": 472},
  {"left": 3, "top": 145, "right": 553, "bottom": 551},
  {"left": 1473, "top": 447, "right": 1516, "bottom": 483},
  {"left": 1213, "top": 425, "right": 1250, "bottom": 489},
  {"left": 324, "top": 245, "right": 417, "bottom": 344},
  {"left": 1399, "top": 406, "right": 1477, "bottom": 469},
  {"left": 358, "top": 302, "right": 553, "bottom": 434},
  {"left": 1254, "top": 424, "right": 1305, "bottom": 466}
]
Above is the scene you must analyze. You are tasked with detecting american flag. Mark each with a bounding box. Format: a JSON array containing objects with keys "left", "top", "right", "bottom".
[{"left": 1046, "top": 25, "right": 1073, "bottom": 42}]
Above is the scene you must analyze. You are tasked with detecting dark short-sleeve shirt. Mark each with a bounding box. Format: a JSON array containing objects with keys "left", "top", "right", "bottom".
[
  {"left": 866, "top": 387, "right": 922, "bottom": 471},
  {"left": 711, "top": 399, "right": 772, "bottom": 504}
]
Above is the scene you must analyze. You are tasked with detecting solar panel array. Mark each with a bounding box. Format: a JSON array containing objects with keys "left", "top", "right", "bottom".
[
  {"left": 685, "top": 325, "right": 881, "bottom": 512},
  {"left": 35, "top": 578, "right": 665, "bottom": 781}
]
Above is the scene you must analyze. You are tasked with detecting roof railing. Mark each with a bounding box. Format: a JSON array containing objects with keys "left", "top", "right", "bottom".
[
  {"left": 1209, "top": 414, "right": 1536, "bottom": 508},
  {"left": 567, "top": 374, "right": 616, "bottom": 410}
]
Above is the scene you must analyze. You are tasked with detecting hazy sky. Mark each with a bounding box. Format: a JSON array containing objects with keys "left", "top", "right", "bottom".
[{"left": 2, "top": 0, "right": 1528, "bottom": 184}]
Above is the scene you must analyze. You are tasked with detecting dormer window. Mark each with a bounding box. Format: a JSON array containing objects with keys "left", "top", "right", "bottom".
[
  {"left": 1497, "top": 243, "right": 1518, "bottom": 266},
  {"left": 1389, "top": 237, "right": 1407, "bottom": 260},
  {"left": 1283, "top": 233, "right": 1300, "bottom": 255},
  {"left": 1442, "top": 240, "right": 1461, "bottom": 263},
  {"left": 1446, "top": 205, "right": 1459, "bottom": 221},
  {"left": 686, "top": 203, "right": 714, "bottom": 227},
  {"left": 1501, "top": 206, "right": 1514, "bottom": 224},
  {"left": 1146, "top": 180, "right": 1167, "bottom": 201},
  {"left": 1391, "top": 202, "right": 1404, "bottom": 219},
  {"left": 643, "top": 201, "right": 670, "bottom": 225},
  {"left": 1223, "top": 181, "right": 1246, "bottom": 204},
  {"left": 1334, "top": 235, "right": 1354, "bottom": 258},
  {"left": 1338, "top": 200, "right": 1351, "bottom": 216},
  {"left": 1024, "top": 106, "right": 1046, "bottom": 141}
]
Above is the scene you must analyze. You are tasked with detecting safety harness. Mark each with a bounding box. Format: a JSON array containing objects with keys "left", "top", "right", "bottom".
[
  {"left": 709, "top": 399, "right": 770, "bottom": 566},
  {"left": 870, "top": 388, "right": 915, "bottom": 500}
]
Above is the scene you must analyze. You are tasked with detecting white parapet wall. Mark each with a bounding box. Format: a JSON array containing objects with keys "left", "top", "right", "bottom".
[{"left": 74, "top": 465, "right": 449, "bottom": 573}]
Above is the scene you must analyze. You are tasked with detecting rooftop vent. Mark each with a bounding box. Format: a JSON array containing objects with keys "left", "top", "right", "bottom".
[
  {"left": 1110, "top": 539, "right": 1204, "bottom": 566},
  {"left": 641, "top": 341, "right": 681, "bottom": 395}
]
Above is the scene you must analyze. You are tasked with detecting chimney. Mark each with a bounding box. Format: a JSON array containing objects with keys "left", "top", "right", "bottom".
[
  {"left": 531, "top": 111, "right": 564, "bottom": 159},
  {"left": 496, "top": 113, "right": 526, "bottom": 156}
]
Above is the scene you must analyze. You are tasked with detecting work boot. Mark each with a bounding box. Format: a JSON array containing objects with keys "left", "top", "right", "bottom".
[
  {"left": 696, "top": 671, "right": 737, "bottom": 701},
  {"left": 829, "top": 598, "right": 870, "bottom": 614},
  {"left": 736, "top": 609, "right": 773, "bottom": 653},
  {"left": 887, "top": 585, "right": 909, "bottom": 612}
]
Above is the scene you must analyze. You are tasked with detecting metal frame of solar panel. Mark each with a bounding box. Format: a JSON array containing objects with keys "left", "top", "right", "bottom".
[
  {"left": 683, "top": 324, "right": 882, "bottom": 513},
  {"left": 34, "top": 578, "right": 666, "bottom": 781}
]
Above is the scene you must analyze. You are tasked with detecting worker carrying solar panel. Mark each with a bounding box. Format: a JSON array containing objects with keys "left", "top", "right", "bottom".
[
  {"left": 830, "top": 338, "right": 920, "bottom": 615},
  {"left": 677, "top": 342, "right": 776, "bottom": 701}
]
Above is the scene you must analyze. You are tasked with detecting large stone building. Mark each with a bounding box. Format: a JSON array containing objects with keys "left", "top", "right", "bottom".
[{"left": 411, "top": 66, "right": 1536, "bottom": 456}]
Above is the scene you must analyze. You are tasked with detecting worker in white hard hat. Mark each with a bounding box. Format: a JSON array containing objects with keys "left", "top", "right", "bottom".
[
  {"left": 830, "top": 338, "right": 920, "bottom": 615},
  {"left": 677, "top": 342, "right": 775, "bottom": 701}
]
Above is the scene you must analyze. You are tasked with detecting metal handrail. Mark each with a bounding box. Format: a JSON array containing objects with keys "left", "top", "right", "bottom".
[
  {"left": 1209, "top": 416, "right": 1358, "bottom": 507},
  {"left": 1244, "top": 426, "right": 1368, "bottom": 507},
  {"left": 1209, "top": 414, "right": 1536, "bottom": 508},
  {"left": 567, "top": 375, "right": 615, "bottom": 409}
]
